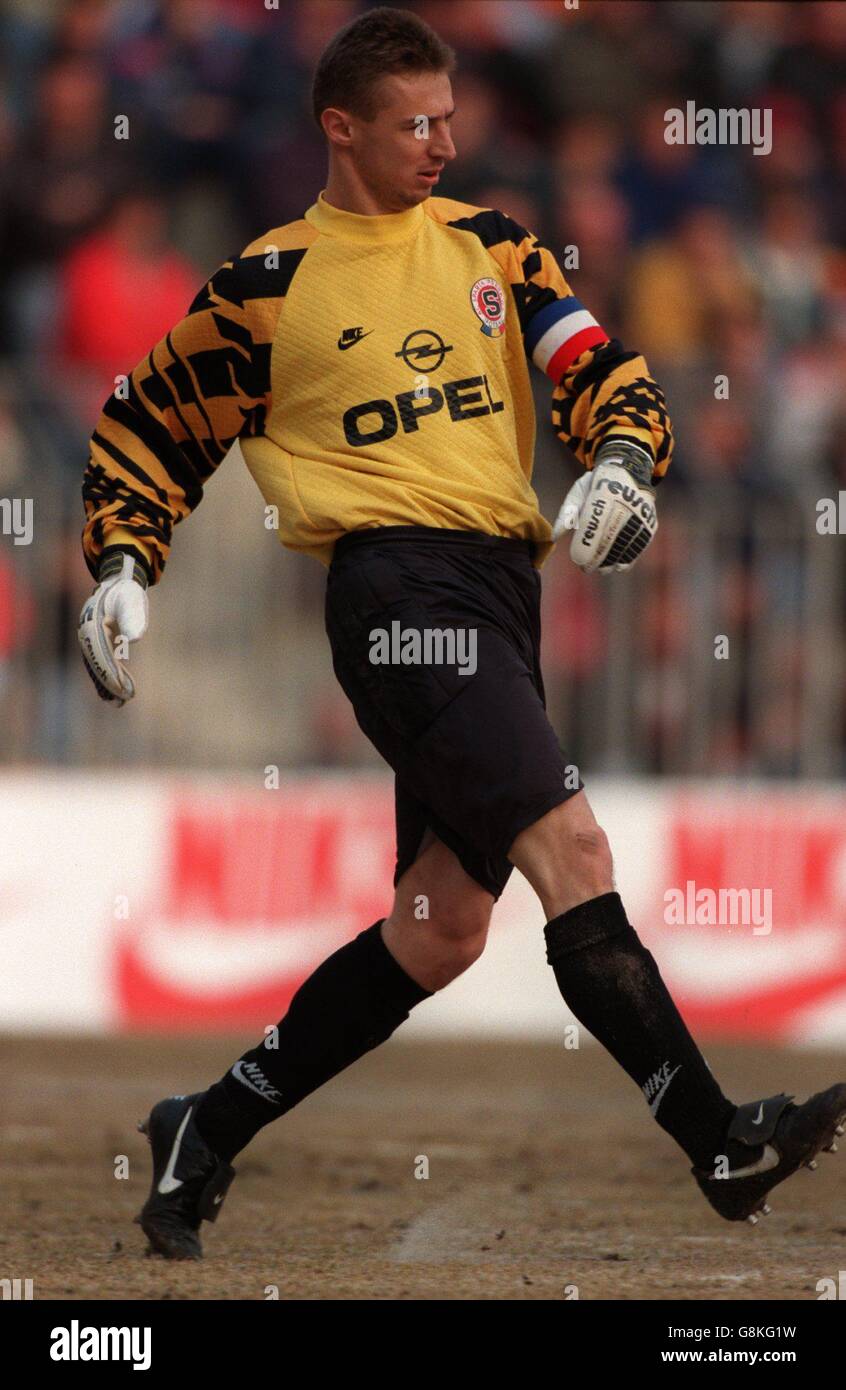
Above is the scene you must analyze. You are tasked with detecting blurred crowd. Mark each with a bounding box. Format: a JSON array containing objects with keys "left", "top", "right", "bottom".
[{"left": 0, "top": 0, "right": 844, "bottom": 774}]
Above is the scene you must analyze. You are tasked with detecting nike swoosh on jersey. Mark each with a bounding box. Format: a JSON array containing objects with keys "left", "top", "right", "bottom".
[
  {"left": 337, "top": 329, "right": 372, "bottom": 349},
  {"left": 751, "top": 1101, "right": 765, "bottom": 1124},
  {"left": 157, "top": 1106, "right": 193, "bottom": 1194}
]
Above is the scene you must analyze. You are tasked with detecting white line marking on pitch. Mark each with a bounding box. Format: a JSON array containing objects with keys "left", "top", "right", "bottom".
[{"left": 390, "top": 1194, "right": 488, "bottom": 1264}]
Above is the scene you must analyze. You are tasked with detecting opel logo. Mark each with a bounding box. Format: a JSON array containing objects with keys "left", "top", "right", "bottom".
[{"left": 394, "top": 329, "right": 453, "bottom": 373}]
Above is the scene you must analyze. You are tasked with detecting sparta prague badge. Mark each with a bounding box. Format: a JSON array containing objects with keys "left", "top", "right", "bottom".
[{"left": 470, "top": 277, "right": 506, "bottom": 338}]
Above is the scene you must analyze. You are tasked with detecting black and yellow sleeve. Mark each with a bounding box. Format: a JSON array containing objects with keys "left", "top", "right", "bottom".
[
  {"left": 81, "top": 250, "right": 290, "bottom": 584},
  {"left": 480, "top": 210, "right": 674, "bottom": 478}
]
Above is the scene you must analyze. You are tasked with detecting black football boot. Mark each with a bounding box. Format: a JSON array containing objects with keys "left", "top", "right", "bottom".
[
  {"left": 692, "top": 1084, "right": 846, "bottom": 1224},
  {"left": 136, "top": 1093, "right": 236, "bottom": 1259}
]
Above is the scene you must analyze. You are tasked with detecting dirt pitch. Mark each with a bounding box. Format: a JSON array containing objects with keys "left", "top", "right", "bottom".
[{"left": 0, "top": 1036, "right": 844, "bottom": 1301}]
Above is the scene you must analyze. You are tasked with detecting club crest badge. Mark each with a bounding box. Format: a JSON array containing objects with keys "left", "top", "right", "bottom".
[{"left": 470, "top": 278, "right": 506, "bottom": 337}]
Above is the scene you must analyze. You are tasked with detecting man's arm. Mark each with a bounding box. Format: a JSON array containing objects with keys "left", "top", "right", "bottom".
[
  {"left": 484, "top": 211, "right": 671, "bottom": 569},
  {"left": 81, "top": 251, "right": 286, "bottom": 586},
  {"left": 78, "top": 241, "right": 301, "bottom": 703},
  {"left": 489, "top": 212, "right": 674, "bottom": 479}
]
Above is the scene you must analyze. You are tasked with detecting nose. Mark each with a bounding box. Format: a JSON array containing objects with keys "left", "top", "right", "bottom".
[
  {"left": 428, "top": 121, "right": 456, "bottom": 164},
  {"left": 429, "top": 133, "right": 455, "bottom": 164}
]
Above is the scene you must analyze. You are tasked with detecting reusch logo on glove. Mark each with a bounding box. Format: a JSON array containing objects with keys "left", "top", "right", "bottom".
[
  {"left": 582, "top": 498, "right": 606, "bottom": 544},
  {"left": 605, "top": 477, "right": 657, "bottom": 525}
]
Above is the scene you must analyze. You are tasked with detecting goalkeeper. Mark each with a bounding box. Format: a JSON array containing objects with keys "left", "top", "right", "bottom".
[{"left": 78, "top": 7, "right": 844, "bottom": 1260}]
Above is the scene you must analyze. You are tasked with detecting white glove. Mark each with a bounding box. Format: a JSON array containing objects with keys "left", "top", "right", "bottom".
[
  {"left": 552, "top": 439, "right": 658, "bottom": 573},
  {"left": 78, "top": 552, "right": 149, "bottom": 706}
]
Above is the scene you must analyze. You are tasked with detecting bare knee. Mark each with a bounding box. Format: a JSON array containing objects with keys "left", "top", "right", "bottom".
[
  {"left": 382, "top": 838, "right": 494, "bottom": 992},
  {"left": 571, "top": 824, "right": 613, "bottom": 882},
  {"left": 427, "top": 902, "right": 490, "bottom": 983},
  {"left": 508, "top": 795, "right": 614, "bottom": 920},
  {"left": 391, "top": 899, "right": 490, "bottom": 992}
]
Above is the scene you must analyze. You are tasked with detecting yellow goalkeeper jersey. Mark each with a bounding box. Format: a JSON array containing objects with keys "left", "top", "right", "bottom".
[{"left": 82, "top": 191, "right": 673, "bottom": 584}]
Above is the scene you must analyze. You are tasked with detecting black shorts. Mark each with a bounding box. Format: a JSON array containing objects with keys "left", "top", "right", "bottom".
[{"left": 324, "top": 526, "right": 582, "bottom": 900}]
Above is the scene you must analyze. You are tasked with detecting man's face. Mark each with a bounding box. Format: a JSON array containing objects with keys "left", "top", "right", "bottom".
[{"left": 344, "top": 70, "right": 457, "bottom": 210}]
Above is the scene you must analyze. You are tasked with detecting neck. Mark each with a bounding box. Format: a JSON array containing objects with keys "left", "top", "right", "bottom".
[{"left": 323, "top": 163, "right": 416, "bottom": 217}]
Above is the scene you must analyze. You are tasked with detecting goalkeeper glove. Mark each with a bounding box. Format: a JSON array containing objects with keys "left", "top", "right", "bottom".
[
  {"left": 78, "top": 551, "right": 149, "bottom": 706},
  {"left": 552, "top": 439, "right": 658, "bottom": 573}
]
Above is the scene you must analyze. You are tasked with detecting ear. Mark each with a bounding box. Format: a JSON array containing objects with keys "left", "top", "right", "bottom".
[{"left": 321, "top": 107, "right": 354, "bottom": 147}]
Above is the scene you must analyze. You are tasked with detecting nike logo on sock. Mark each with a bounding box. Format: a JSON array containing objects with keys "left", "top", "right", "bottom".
[
  {"left": 230, "top": 1059, "right": 283, "bottom": 1104},
  {"left": 157, "top": 1106, "right": 192, "bottom": 1194},
  {"left": 643, "top": 1062, "right": 682, "bottom": 1117}
]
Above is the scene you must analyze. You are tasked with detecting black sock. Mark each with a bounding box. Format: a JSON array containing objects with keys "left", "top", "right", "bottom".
[
  {"left": 194, "top": 920, "right": 432, "bottom": 1161},
  {"left": 544, "top": 892, "right": 748, "bottom": 1172}
]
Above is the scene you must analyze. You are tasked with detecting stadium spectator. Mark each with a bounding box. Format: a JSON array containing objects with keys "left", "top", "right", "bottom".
[{"left": 58, "top": 189, "right": 198, "bottom": 426}]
